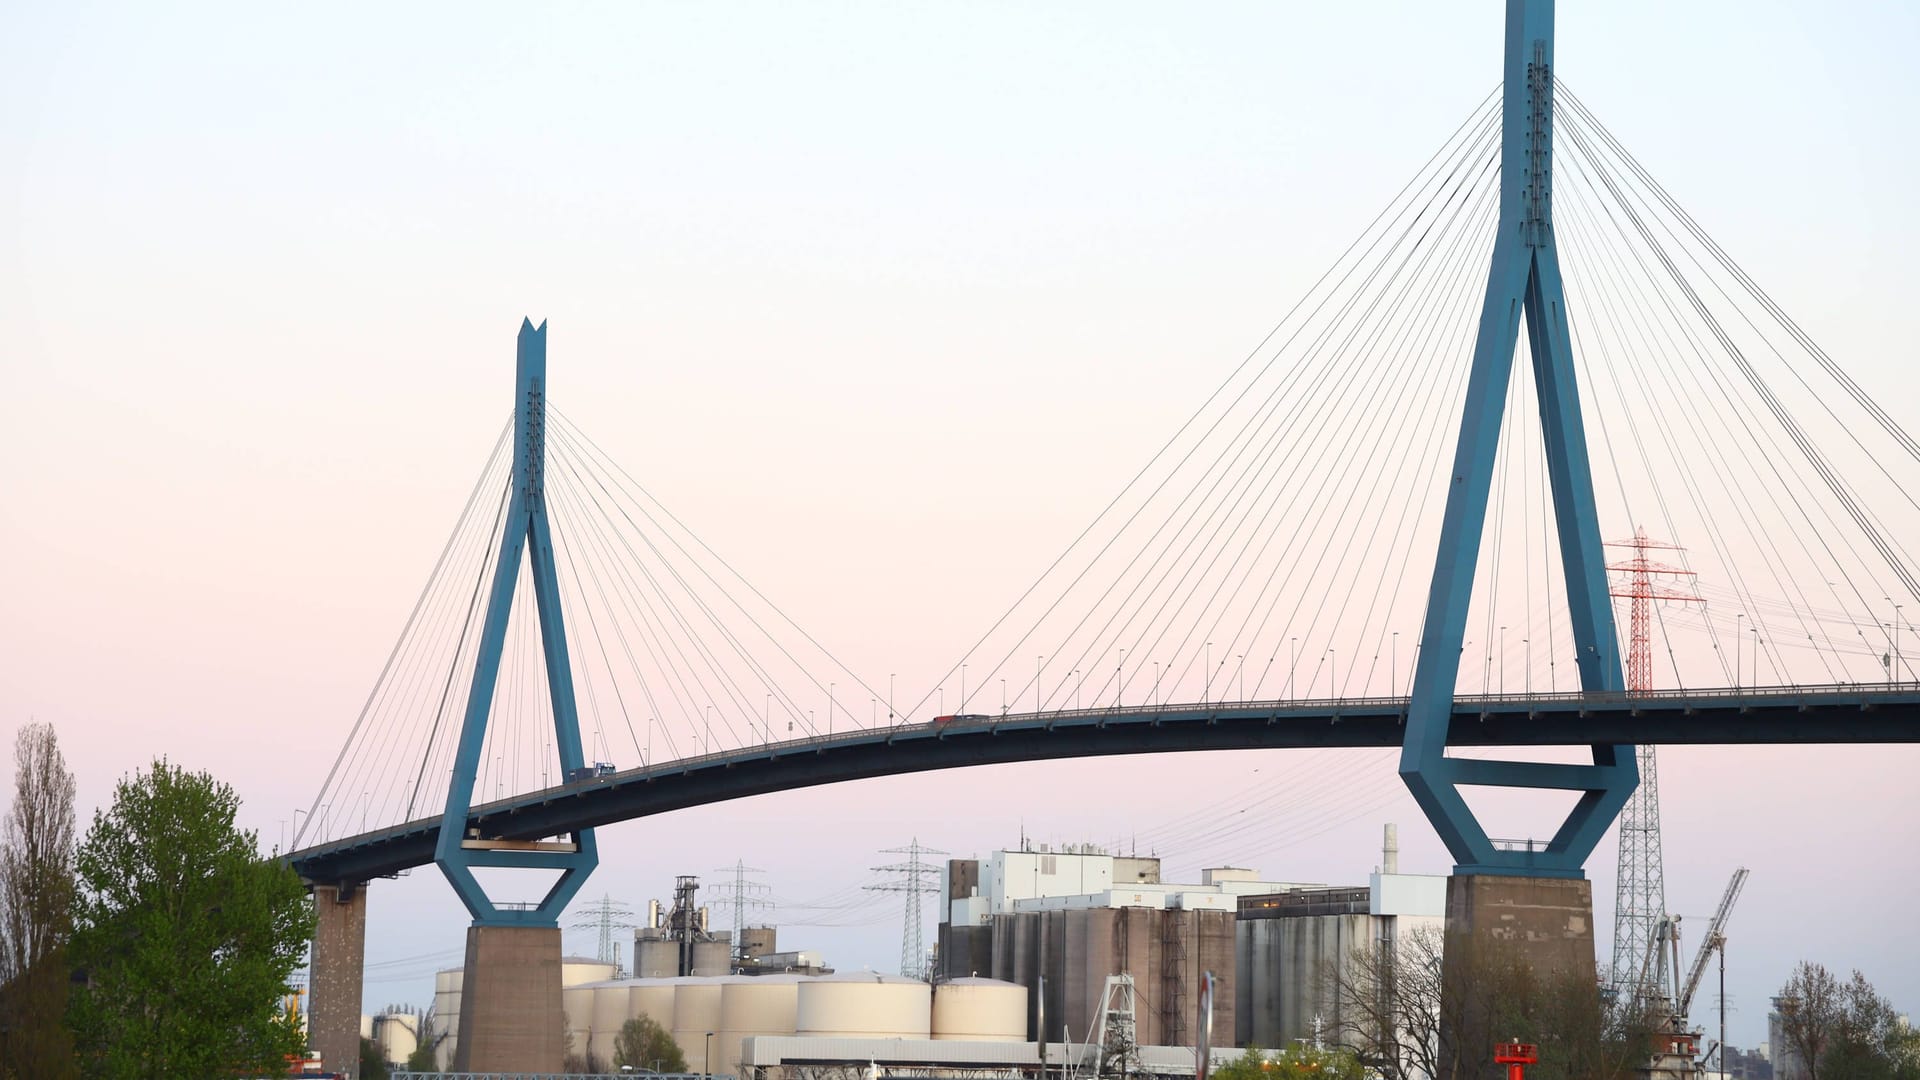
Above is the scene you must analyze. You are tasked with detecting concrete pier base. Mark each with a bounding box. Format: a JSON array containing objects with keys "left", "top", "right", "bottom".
[
  {"left": 453, "top": 924, "right": 565, "bottom": 1072},
  {"left": 1439, "top": 874, "right": 1596, "bottom": 1078},
  {"left": 309, "top": 884, "right": 367, "bottom": 1080},
  {"left": 1445, "top": 874, "right": 1596, "bottom": 979}
]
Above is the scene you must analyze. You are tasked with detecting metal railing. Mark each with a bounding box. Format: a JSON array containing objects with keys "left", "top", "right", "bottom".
[{"left": 292, "top": 679, "right": 1918, "bottom": 859}]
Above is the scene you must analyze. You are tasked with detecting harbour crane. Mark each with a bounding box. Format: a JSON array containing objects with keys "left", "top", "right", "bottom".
[{"left": 1635, "top": 867, "right": 1750, "bottom": 1080}]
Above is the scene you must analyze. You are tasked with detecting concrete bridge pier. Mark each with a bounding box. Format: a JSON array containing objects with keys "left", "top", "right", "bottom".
[
  {"left": 453, "top": 924, "right": 565, "bottom": 1071},
  {"left": 1439, "top": 875, "right": 1597, "bottom": 1077},
  {"left": 309, "top": 883, "right": 367, "bottom": 1078}
]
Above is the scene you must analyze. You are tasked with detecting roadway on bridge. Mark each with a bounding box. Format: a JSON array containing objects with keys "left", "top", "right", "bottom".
[{"left": 289, "top": 684, "right": 1920, "bottom": 887}]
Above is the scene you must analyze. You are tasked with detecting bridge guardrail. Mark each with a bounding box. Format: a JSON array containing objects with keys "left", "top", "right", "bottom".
[{"left": 290, "top": 680, "right": 1919, "bottom": 859}]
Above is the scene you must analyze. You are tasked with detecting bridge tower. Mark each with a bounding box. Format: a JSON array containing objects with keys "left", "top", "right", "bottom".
[
  {"left": 437, "top": 317, "right": 600, "bottom": 1071},
  {"left": 1401, "top": 0, "right": 1633, "bottom": 1002}
]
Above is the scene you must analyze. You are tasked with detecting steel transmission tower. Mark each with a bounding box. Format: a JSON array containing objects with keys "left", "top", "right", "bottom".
[
  {"left": 712, "top": 859, "right": 771, "bottom": 962},
  {"left": 569, "top": 892, "right": 636, "bottom": 972},
  {"left": 865, "top": 839, "right": 947, "bottom": 979},
  {"left": 1605, "top": 528, "right": 1700, "bottom": 1001}
]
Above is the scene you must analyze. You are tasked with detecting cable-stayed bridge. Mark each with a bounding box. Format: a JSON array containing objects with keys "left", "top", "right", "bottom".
[
  {"left": 292, "top": 684, "right": 1920, "bottom": 887},
  {"left": 288, "top": 0, "right": 1920, "bottom": 1070}
]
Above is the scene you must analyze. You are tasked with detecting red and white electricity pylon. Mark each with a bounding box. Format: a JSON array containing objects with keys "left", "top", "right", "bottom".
[{"left": 1605, "top": 527, "right": 1702, "bottom": 692}]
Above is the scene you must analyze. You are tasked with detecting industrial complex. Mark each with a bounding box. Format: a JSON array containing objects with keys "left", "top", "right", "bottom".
[{"left": 350, "top": 824, "right": 1448, "bottom": 1077}]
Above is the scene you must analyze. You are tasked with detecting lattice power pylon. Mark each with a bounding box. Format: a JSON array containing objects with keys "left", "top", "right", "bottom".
[
  {"left": 1605, "top": 527, "right": 1701, "bottom": 1001},
  {"left": 865, "top": 839, "right": 947, "bottom": 979},
  {"left": 570, "top": 892, "right": 636, "bottom": 971}
]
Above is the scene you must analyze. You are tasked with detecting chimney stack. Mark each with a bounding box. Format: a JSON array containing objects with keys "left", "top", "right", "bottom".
[{"left": 1382, "top": 823, "right": 1399, "bottom": 875}]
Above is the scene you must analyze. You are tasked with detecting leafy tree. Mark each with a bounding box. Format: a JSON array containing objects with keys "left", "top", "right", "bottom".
[
  {"left": 359, "top": 1037, "right": 391, "bottom": 1080},
  {"left": 0, "top": 722, "right": 80, "bottom": 1080},
  {"left": 1777, "top": 962, "right": 1920, "bottom": 1080},
  {"left": 615, "top": 1012, "right": 688, "bottom": 1073},
  {"left": 66, "top": 759, "right": 314, "bottom": 1079},
  {"left": 404, "top": 1039, "right": 440, "bottom": 1071},
  {"left": 1211, "top": 1044, "right": 1366, "bottom": 1080}
]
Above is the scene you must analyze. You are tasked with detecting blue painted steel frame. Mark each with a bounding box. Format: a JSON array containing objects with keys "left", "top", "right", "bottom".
[
  {"left": 1399, "top": 0, "right": 1637, "bottom": 878},
  {"left": 433, "top": 319, "right": 599, "bottom": 925}
]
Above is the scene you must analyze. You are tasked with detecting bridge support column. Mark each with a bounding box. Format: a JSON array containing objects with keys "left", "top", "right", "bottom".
[
  {"left": 309, "top": 883, "right": 367, "bottom": 1079},
  {"left": 1440, "top": 875, "right": 1596, "bottom": 1077},
  {"left": 453, "top": 924, "right": 565, "bottom": 1072}
]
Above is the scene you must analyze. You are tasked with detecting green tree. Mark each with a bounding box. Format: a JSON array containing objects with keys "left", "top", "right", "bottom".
[
  {"left": 405, "top": 1039, "right": 440, "bottom": 1071},
  {"left": 614, "top": 1012, "right": 688, "bottom": 1073},
  {"left": 1779, "top": 962, "right": 1920, "bottom": 1080},
  {"left": 0, "top": 722, "right": 80, "bottom": 1080},
  {"left": 359, "top": 1037, "right": 391, "bottom": 1080},
  {"left": 66, "top": 759, "right": 314, "bottom": 1079}
]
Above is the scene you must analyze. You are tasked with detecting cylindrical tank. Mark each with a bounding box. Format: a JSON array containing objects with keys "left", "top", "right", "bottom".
[
  {"left": 796, "top": 972, "right": 931, "bottom": 1039},
  {"left": 637, "top": 939, "right": 681, "bottom": 978},
  {"left": 435, "top": 968, "right": 463, "bottom": 1071},
  {"left": 717, "top": 975, "right": 802, "bottom": 1076},
  {"left": 672, "top": 977, "right": 729, "bottom": 1074},
  {"left": 563, "top": 985, "right": 597, "bottom": 1056},
  {"left": 692, "top": 939, "right": 732, "bottom": 977},
  {"left": 374, "top": 1012, "right": 420, "bottom": 1065},
  {"left": 629, "top": 979, "right": 678, "bottom": 1030},
  {"left": 563, "top": 958, "right": 618, "bottom": 987},
  {"left": 591, "top": 981, "right": 632, "bottom": 1064},
  {"left": 932, "top": 978, "right": 1028, "bottom": 1041}
]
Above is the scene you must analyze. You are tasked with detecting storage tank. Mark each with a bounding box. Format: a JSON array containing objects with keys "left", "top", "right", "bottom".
[
  {"left": 692, "top": 939, "right": 732, "bottom": 977},
  {"left": 932, "top": 978, "right": 1028, "bottom": 1041},
  {"left": 563, "top": 957, "right": 618, "bottom": 986},
  {"left": 671, "top": 977, "right": 730, "bottom": 1074},
  {"left": 629, "top": 979, "right": 678, "bottom": 1031},
  {"left": 716, "top": 975, "right": 802, "bottom": 1076},
  {"left": 590, "top": 980, "right": 632, "bottom": 1064},
  {"left": 796, "top": 971, "right": 931, "bottom": 1039},
  {"left": 374, "top": 1012, "right": 419, "bottom": 1065},
  {"left": 563, "top": 985, "right": 596, "bottom": 1057},
  {"left": 636, "top": 938, "right": 681, "bottom": 979},
  {"left": 434, "top": 968, "right": 462, "bottom": 1070}
]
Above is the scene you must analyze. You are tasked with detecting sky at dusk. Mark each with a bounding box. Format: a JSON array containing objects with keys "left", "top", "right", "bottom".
[{"left": 5, "top": 0, "right": 1919, "bottom": 1050}]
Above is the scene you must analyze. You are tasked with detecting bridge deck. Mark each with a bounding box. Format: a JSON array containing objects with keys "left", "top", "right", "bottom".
[{"left": 290, "top": 684, "right": 1920, "bottom": 886}]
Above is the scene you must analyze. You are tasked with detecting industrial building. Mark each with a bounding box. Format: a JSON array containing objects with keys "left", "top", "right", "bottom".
[
  {"left": 553, "top": 968, "right": 1242, "bottom": 1080},
  {"left": 937, "top": 844, "right": 1321, "bottom": 1049},
  {"left": 1233, "top": 827, "right": 1446, "bottom": 1048},
  {"left": 632, "top": 874, "right": 833, "bottom": 979},
  {"left": 933, "top": 828, "right": 1444, "bottom": 1056}
]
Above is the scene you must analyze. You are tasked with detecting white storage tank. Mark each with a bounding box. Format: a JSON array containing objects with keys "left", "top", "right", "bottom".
[
  {"left": 672, "top": 976, "right": 730, "bottom": 1074},
  {"left": 932, "top": 978, "right": 1028, "bottom": 1041},
  {"left": 629, "top": 978, "right": 679, "bottom": 1031},
  {"left": 374, "top": 1012, "right": 420, "bottom": 1065},
  {"left": 434, "top": 968, "right": 463, "bottom": 1070},
  {"left": 563, "top": 985, "right": 597, "bottom": 1057},
  {"left": 716, "top": 975, "right": 803, "bottom": 1076},
  {"left": 590, "top": 980, "right": 634, "bottom": 1064},
  {"left": 563, "top": 957, "right": 618, "bottom": 987},
  {"left": 796, "top": 971, "right": 931, "bottom": 1039}
]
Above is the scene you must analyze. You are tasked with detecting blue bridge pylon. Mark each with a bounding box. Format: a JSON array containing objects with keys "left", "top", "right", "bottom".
[
  {"left": 1400, "top": 0, "right": 1634, "bottom": 878},
  {"left": 433, "top": 318, "right": 599, "bottom": 925}
]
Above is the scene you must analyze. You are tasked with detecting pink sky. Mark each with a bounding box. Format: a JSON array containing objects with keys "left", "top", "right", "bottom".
[{"left": 4, "top": 0, "right": 1918, "bottom": 1048}]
